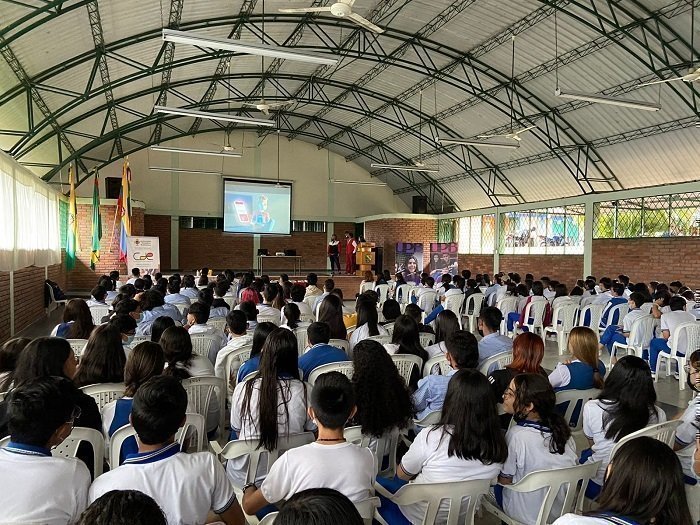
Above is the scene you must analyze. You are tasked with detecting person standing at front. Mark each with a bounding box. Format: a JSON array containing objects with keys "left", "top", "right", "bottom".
[
  {"left": 328, "top": 234, "right": 341, "bottom": 275},
  {"left": 344, "top": 232, "right": 357, "bottom": 275}
]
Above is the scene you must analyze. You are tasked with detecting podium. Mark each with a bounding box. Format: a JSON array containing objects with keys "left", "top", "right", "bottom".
[{"left": 355, "top": 242, "right": 375, "bottom": 276}]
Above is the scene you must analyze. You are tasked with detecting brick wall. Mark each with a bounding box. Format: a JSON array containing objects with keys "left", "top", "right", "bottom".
[
  {"left": 179, "top": 230, "right": 254, "bottom": 272},
  {"left": 144, "top": 215, "right": 171, "bottom": 270},
  {"left": 499, "top": 254, "right": 584, "bottom": 288},
  {"left": 458, "top": 254, "right": 494, "bottom": 276},
  {"left": 0, "top": 272, "right": 9, "bottom": 343},
  {"left": 364, "top": 218, "right": 438, "bottom": 273},
  {"left": 592, "top": 237, "right": 700, "bottom": 288},
  {"left": 261, "top": 232, "right": 327, "bottom": 271},
  {"left": 13, "top": 266, "right": 47, "bottom": 334}
]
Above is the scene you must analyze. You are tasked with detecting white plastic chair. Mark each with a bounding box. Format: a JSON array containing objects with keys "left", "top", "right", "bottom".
[
  {"left": 544, "top": 304, "right": 579, "bottom": 355},
  {"left": 219, "top": 345, "right": 253, "bottom": 393},
  {"left": 52, "top": 427, "right": 105, "bottom": 478},
  {"left": 497, "top": 296, "right": 519, "bottom": 335},
  {"left": 384, "top": 323, "right": 396, "bottom": 335},
  {"left": 609, "top": 314, "right": 657, "bottom": 367},
  {"left": 609, "top": 419, "right": 682, "bottom": 461},
  {"left": 686, "top": 483, "right": 699, "bottom": 525},
  {"left": 308, "top": 362, "right": 354, "bottom": 386},
  {"left": 391, "top": 354, "right": 423, "bottom": 385},
  {"left": 329, "top": 338, "right": 350, "bottom": 353},
  {"left": 413, "top": 410, "right": 442, "bottom": 427},
  {"left": 359, "top": 281, "right": 374, "bottom": 295},
  {"left": 422, "top": 354, "right": 450, "bottom": 377},
  {"left": 223, "top": 296, "right": 237, "bottom": 310},
  {"left": 555, "top": 388, "right": 601, "bottom": 433},
  {"left": 443, "top": 293, "right": 464, "bottom": 324},
  {"left": 655, "top": 321, "right": 700, "bottom": 390},
  {"left": 375, "top": 284, "right": 390, "bottom": 306},
  {"left": 0, "top": 392, "right": 5, "bottom": 402},
  {"left": 482, "top": 462, "right": 600, "bottom": 525},
  {"left": 45, "top": 282, "right": 67, "bottom": 314},
  {"left": 206, "top": 317, "right": 227, "bottom": 333},
  {"left": 599, "top": 303, "right": 629, "bottom": 332},
  {"left": 171, "top": 302, "right": 190, "bottom": 318},
  {"left": 463, "top": 293, "right": 485, "bottom": 333},
  {"left": 514, "top": 300, "right": 547, "bottom": 337},
  {"left": 190, "top": 334, "right": 219, "bottom": 359},
  {"left": 66, "top": 339, "right": 89, "bottom": 357},
  {"left": 395, "top": 284, "right": 410, "bottom": 307},
  {"left": 181, "top": 376, "right": 225, "bottom": 439},
  {"left": 374, "top": 478, "right": 491, "bottom": 525},
  {"left": 80, "top": 383, "right": 126, "bottom": 411},
  {"left": 293, "top": 327, "right": 309, "bottom": 355},
  {"left": 417, "top": 290, "right": 438, "bottom": 313},
  {"left": 344, "top": 425, "right": 401, "bottom": 478},
  {"left": 418, "top": 332, "right": 435, "bottom": 348},
  {"left": 89, "top": 305, "right": 110, "bottom": 325},
  {"left": 576, "top": 304, "right": 604, "bottom": 339},
  {"left": 478, "top": 351, "right": 513, "bottom": 375},
  {"left": 367, "top": 334, "right": 391, "bottom": 345}
]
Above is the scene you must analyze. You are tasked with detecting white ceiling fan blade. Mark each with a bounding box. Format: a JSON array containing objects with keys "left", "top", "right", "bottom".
[
  {"left": 267, "top": 100, "right": 295, "bottom": 108},
  {"left": 638, "top": 77, "right": 686, "bottom": 87},
  {"left": 242, "top": 102, "right": 258, "bottom": 106},
  {"left": 477, "top": 133, "right": 501, "bottom": 139},
  {"left": 279, "top": 7, "right": 331, "bottom": 13},
  {"left": 262, "top": 107, "right": 270, "bottom": 116},
  {"left": 348, "top": 12, "right": 384, "bottom": 33},
  {"left": 513, "top": 125, "right": 537, "bottom": 134}
]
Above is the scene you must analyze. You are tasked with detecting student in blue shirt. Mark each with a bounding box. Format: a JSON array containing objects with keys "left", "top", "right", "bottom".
[
  {"left": 236, "top": 322, "right": 277, "bottom": 383},
  {"left": 598, "top": 282, "right": 628, "bottom": 329},
  {"left": 298, "top": 322, "right": 350, "bottom": 381}
]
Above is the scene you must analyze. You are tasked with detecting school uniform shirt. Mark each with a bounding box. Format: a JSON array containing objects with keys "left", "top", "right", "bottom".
[
  {"left": 621, "top": 308, "right": 645, "bottom": 333},
  {"left": 102, "top": 397, "right": 137, "bottom": 464},
  {"left": 674, "top": 395, "right": 700, "bottom": 478},
  {"left": 209, "top": 306, "right": 230, "bottom": 319},
  {"left": 583, "top": 399, "right": 666, "bottom": 485},
  {"left": 477, "top": 332, "right": 513, "bottom": 368},
  {"left": 86, "top": 298, "right": 108, "bottom": 309},
  {"left": 298, "top": 343, "right": 350, "bottom": 381},
  {"left": 0, "top": 443, "right": 91, "bottom": 525},
  {"left": 398, "top": 425, "right": 503, "bottom": 524},
  {"left": 660, "top": 310, "right": 696, "bottom": 349},
  {"left": 599, "top": 297, "right": 627, "bottom": 328},
  {"left": 312, "top": 292, "right": 330, "bottom": 313},
  {"left": 303, "top": 285, "right": 323, "bottom": 299},
  {"left": 228, "top": 377, "right": 314, "bottom": 486},
  {"left": 126, "top": 277, "right": 138, "bottom": 285},
  {"left": 256, "top": 303, "right": 280, "bottom": 319},
  {"left": 592, "top": 291, "right": 613, "bottom": 305},
  {"left": 214, "top": 333, "right": 254, "bottom": 384},
  {"left": 136, "top": 306, "right": 181, "bottom": 335},
  {"left": 164, "top": 293, "right": 191, "bottom": 306},
  {"left": 237, "top": 355, "right": 261, "bottom": 383},
  {"left": 500, "top": 420, "right": 578, "bottom": 524},
  {"left": 188, "top": 323, "right": 227, "bottom": 363},
  {"left": 281, "top": 300, "right": 313, "bottom": 324},
  {"left": 89, "top": 443, "right": 236, "bottom": 525},
  {"left": 543, "top": 289, "right": 557, "bottom": 302},
  {"left": 349, "top": 323, "right": 389, "bottom": 353},
  {"left": 548, "top": 359, "right": 606, "bottom": 391},
  {"left": 412, "top": 368, "right": 456, "bottom": 419},
  {"left": 181, "top": 287, "right": 200, "bottom": 300},
  {"left": 260, "top": 442, "right": 376, "bottom": 505},
  {"left": 554, "top": 514, "right": 642, "bottom": 524}
]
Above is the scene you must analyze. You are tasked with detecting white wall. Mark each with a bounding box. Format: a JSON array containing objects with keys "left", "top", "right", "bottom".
[{"left": 83, "top": 131, "right": 409, "bottom": 220}]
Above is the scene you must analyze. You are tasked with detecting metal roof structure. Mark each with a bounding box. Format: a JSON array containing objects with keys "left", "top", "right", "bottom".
[{"left": 1, "top": 0, "right": 698, "bottom": 212}]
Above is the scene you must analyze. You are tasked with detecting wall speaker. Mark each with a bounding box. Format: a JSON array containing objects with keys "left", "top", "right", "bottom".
[
  {"left": 412, "top": 196, "right": 428, "bottom": 214},
  {"left": 106, "top": 177, "right": 121, "bottom": 199}
]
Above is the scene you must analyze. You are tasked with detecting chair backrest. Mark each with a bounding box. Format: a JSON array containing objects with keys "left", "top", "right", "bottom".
[
  {"left": 308, "top": 362, "right": 354, "bottom": 386},
  {"left": 66, "top": 339, "right": 89, "bottom": 357},
  {"left": 189, "top": 334, "right": 219, "bottom": 358},
  {"left": 422, "top": 354, "right": 450, "bottom": 377},
  {"left": 328, "top": 338, "right": 350, "bottom": 353},
  {"left": 504, "top": 462, "right": 600, "bottom": 524},
  {"left": 555, "top": 303, "right": 580, "bottom": 333},
  {"left": 367, "top": 334, "right": 391, "bottom": 345},
  {"left": 89, "top": 306, "right": 110, "bottom": 325},
  {"left": 293, "top": 327, "right": 309, "bottom": 355},
  {"left": 418, "top": 332, "right": 435, "bottom": 348},
  {"left": 414, "top": 410, "right": 442, "bottom": 427},
  {"left": 417, "top": 290, "right": 438, "bottom": 312},
  {"left": 523, "top": 300, "right": 547, "bottom": 329},
  {"left": 181, "top": 376, "right": 225, "bottom": 436},
  {"left": 257, "top": 314, "right": 281, "bottom": 326},
  {"left": 670, "top": 321, "right": 700, "bottom": 357},
  {"left": 51, "top": 427, "right": 105, "bottom": 477},
  {"left": 206, "top": 317, "right": 227, "bottom": 333},
  {"left": 609, "top": 419, "right": 682, "bottom": 462},
  {"left": 384, "top": 323, "right": 396, "bottom": 335},
  {"left": 80, "top": 383, "right": 126, "bottom": 411},
  {"left": 395, "top": 284, "right": 410, "bottom": 304},
  {"left": 171, "top": 302, "right": 190, "bottom": 317},
  {"left": 604, "top": 303, "right": 629, "bottom": 327},
  {"left": 577, "top": 304, "right": 604, "bottom": 330},
  {"left": 359, "top": 281, "right": 374, "bottom": 295},
  {"left": 555, "top": 388, "right": 601, "bottom": 431},
  {"left": 497, "top": 296, "right": 519, "bottom": 317},
  {"left": 626, "top": 314, "right": 656, "bottom": 349},
  {"left": 465, "top": 293, "right": 485, "bottom": 317},
  {"left": 478, "top": 351, "right": 513, "bottom": 375},
  {"left": 391, "top": 354, "right": 423, "bottom": 385},
  {"left": 223, "top": 296, "right": 237, "bottom": 310},
  {"left": 344, "top": 426, "right": 401, "bottom": 478},
  {"left": 388, "top": 478, "right": 491, "bottom": 525},
  {"left": 375, "top": 284, "right": 390, "bottom": 305},
  {"left": 443, "top": 294, "right": 464, "bottom": 317},
  {"left": 221, "top": 345, "right": 253, "bottom": 390}
]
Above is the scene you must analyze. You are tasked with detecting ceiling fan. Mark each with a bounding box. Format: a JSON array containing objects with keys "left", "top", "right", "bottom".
[
  {"left": 279, "top": 1, "right": 384, "bottom": 34},
  {"left": 478, "top": 124, "right": 536, "bottom": 142}
]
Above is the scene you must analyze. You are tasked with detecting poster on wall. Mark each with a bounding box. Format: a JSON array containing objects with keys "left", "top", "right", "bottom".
[
  {"left": 395, "top": 243, "right": 423, "bottom": 285},
  {"left": 430, "top": 242, "right": 458, "bottom": 280},
  {"left": 125, "top": 236, "right": 161, "bottom": 274}
]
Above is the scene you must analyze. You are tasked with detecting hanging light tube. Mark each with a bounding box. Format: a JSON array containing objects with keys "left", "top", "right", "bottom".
[
  {"left": 370, "top": 163, "right": 440, "bottom": 173},
  {"left": 331, "top": 179, "right": 388, "bottom": 187},
  {"left": 154, "top": 105, "right": 275, "bottom": 127},
  {"left": 150, "top": 145, "right": 242, "bottom": 158},
  {"left": 435, "top": 137, "right": 520, "bottom": 150},
  {"left": 554, "top": 88, "right": 661, "bottom": 112}
]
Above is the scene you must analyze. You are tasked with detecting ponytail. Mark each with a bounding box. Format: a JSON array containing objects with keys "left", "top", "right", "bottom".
[
  {"left": 592, "top": 366, "right": 604, "bottom": 389},
  {"left": 539, "top": 407, "right": 572, "bottom": 455}
]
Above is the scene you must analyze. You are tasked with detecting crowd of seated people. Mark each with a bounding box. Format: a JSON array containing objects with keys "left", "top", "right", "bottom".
[{"left": 0, "top": 265, "right": 697, "bottom": 525}]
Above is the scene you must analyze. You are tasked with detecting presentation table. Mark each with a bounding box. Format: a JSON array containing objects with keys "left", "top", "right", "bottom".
[{"left": 257, "top": 255, "right": 302, "bottom": 275}]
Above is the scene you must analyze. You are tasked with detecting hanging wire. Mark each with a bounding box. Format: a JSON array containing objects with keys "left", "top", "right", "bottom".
[
  {"left": 418, "top": 90, "right": 423, "bottom": 162},
  {"left": 510, "top": 35, "right": 515, "bottom": 132},
  {"left": 554, "top": 7, "right": 559, "bottom": 90}
]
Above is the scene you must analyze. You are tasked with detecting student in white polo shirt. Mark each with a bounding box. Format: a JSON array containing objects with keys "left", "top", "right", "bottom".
[
  {"left": 77, "top": 490, "right": 167, "bottom": 525},
  {"left": 89, "top": 375, "right": 243, "bottom": 525},
  {"left": 649, "top": 295, "right": 696, "bottom": 375},
  {"left": 185, "top": 301, "right": 226, "bottom": 363},
  {"left": 215, "top": 310, "right": 254, "bottom": 385},
  {"left": 241, "top": 372, "right": 375, "bottom": 517},
  {"left": 0, "top": 376, "right": 91, "bottom": 525}
]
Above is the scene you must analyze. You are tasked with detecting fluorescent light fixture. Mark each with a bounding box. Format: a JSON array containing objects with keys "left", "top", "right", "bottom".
[
  {"left": 331, "top": 179, "right": 388, "bottom": 187},
  {"left": 435, "top": 137, "right": 520, "bottom": 150},
  {"left": 150, "top": 145, "right": 242, "bottom": 158},
  {"left": 154, "top": 105, "right": 276, "bottom": 127},
  {"left": 370, "top": 163, "right": 440, "bottom": 173},
  {"left": 554, "top": 88, "right": 661, "bottom": 112},
  {"left": 149, "top": 166, "right": 224, "bottom": 175},
  {"left": 162, "top": 29, "right": 338, "bottom": 66}
]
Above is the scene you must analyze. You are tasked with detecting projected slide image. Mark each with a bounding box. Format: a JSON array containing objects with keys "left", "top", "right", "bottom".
[{"left": 223, "top": 180, "right": 291, "bottom": 234}]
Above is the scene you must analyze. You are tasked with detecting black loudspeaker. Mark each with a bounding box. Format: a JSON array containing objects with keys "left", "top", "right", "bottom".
[
  {"left": 412, "top": 196, "right": 428, "bottom": 214},
  {"left": 374, "top": 247, "right": 383, "bottom": 273},
  {"left": 106, "top": 177, "right": 121, "bottom": 199}
]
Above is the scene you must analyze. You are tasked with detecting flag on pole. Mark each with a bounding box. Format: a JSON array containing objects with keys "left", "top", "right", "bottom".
[
  {"left": 90, "top": 171, "right": 102, "bottom": 270},
  {"left": 117, "top": 158, "right": 132, "bottom": 262},
  {"left": 66, "top": 165, "right": 80, "bottom": 271}
]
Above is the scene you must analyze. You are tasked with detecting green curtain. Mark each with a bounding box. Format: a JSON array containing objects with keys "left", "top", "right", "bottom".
[{"left": 438, "top": 219, "right": 457, "bottom": 243}]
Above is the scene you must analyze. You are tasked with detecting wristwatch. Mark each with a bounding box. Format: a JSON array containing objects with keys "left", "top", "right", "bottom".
[{"left": 243, "top": 482, "right": 257, "bottom": 492}]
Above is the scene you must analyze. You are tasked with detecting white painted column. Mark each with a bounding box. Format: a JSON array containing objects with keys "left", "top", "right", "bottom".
[
  {"left": 253, "top": 235, "right": 261, "bottom": 270},
  {"left": 493, "top": 209, "right": 501, "bottom": 274},
  {"left": 583, "top": 200, "right": 594, "bottom": 277},
  {"left": 9, "top": 271, "right": 14, "bottom": 337}
]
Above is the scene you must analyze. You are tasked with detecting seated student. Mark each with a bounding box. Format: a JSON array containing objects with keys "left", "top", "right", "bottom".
[
  {"left": 73, "top": 324, "right": 127, "bottom": 388},
  {"left": 136, "top": 290, "right": 181, "bottom": 336},
  {"left": 650, "top": 288, "right": 672, "bottom": 319},
  {"left": 284, "top": 284, "right": 313, "bottom": 323},
  {"left": 180, "top": 274, "right": 200, "bottom": 300},
  {"left": 517, "top": 280, "right": 551, "bottom": 329},
  {"left": 579, "top": 278, "right": 599, "bottom": 308},
  {"left": 549, "top": 326, "right": 605, "bottom": 392},
  {"left": 0, "top": 377, "right": 91, "bottom": 524},
  {"left": 298, "top": 323, "right": 350, "bottom": 381},
  {"left": 278, "top": 303, "right": 306, "bottom": 333},
  {"left": 164, "top": 279, "right": 191, "bottom": 309},
  {"left": 273, "top": 488, "right": 364, "bottom": 525},
  {"left": 404, "top": 303, "right": 435, "bottom": 335},
  {"left": 241, "top": 372, "right": 375, "bottom": 516},
  {"left": 550, "top": 283, "right": 573, "bottom": 311},
  {"left": 236, "top": 322, "right": 277, "bottom": 383},
  {"left": 349, "top": 297, "right": 389, "bottom": 353},
  {"left": 87, "top": 285, "right": 109, "bottom": 309},
  {"left": 581, "top": 356, "right": 666, "bottom": 499},
  {"left": 554, "top": 437, "right": 693, "bottom": 525},
  {"left": 498, "top": 374, "right": 578, "bottom": 524},
  {"left": 674, "top": 349, "right": 700, "bottom": 482},
  {"left": 126, "top": 267, "right": 140, "bottom": 285},
  {"left": 109, "top": 314, "right": 138, "bottom": 350},
  {"left": 383, "top": 315, "right": 429, "bottom": 389},
  {"left": 185, "top": 302, "right": 227, "bottom": 363},
  {"left": 411, "top": 276, "right": 436, "bottom": 307},
  {"left": 598, "top": 282, "right": 628, "bottom": 329},
  {"left": 89, "top": 376, "right": 243, "bottom": 525},
  {"left": 421, "top": 276, "right": 466, "bottom": 325},
  {"left": 102, "top": 342, "right": 165, "bottom": 463},
  {"left": 77, "top": 490, "right": 166, "bottom": 525},
  {"left": 52, "top": 298, "right": 95, "bottom": 339},
  {"left": 591, "top": 277, "right": 613, "bottom": 305},
  {"left": 477, "top": 307, "right": 513, "bottom": 368},
  {"left": 649, "top": 295, "right": 696, "bottom": 374},
  {"left": 150, "top": 315, "right": 175, "bottom": 343},
  {"left": 97, "top": 276, "right": 118, "bottom": 303},
  {"left": 376, "top": 369, "right": 507, "bottom": 524},
  {"left": 381, "top": 299, "right": 401, "bottom": 326},
  {"left": 312, "top": 279, "right": 335, "bottom": 313},
  {"left": 303, "top": 273, "right": 323, "bottom": 304},
  {"left": 133, "top": 278, "right": 146, "bottom": 294},
  {"left": 255, "top": 284, "right": 280, "bottom": 319},
  {"left": 228, "top": 329, "right": 315, "bottom": 486},
  {"left": 0, "top": 337, "right": 31, "bottom": 392},
  {"left": 318, "top": 294, "right": 349, "bottom": 339},
  {"left": 215, "top": 310, "right": 254, "bottom": 383},
  {"left": 199, "top": 288, "right": 229, "bottom": 319},
  {"left": 238, "top": 300, "right": 259, "bottom": 331},
  {"left": 413, "top": 330, "right": 479, "bottom": 419},
  {"left": 599, "top": 291, "right": 646, "bottom": 356}
]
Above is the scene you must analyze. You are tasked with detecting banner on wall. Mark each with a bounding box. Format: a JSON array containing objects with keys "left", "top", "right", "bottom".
[
  {"left": 125, "top": 236, "right": 160, "bottom": 274},
  {"left": 395, "top": 243, "right": 423, "bottom": 285},
  {"left": 430, "top": 242, "right": 459, "bottom": 280}
]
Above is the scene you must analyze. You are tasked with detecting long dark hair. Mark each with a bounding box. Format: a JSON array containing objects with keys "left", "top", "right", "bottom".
[
  {"left": 592, "top": 437, "right": 692, "bottom": 525},
  {"left": 251, "top": 322, "right": 277, "bottom": 359},
  {"left": 432, "top": 368, "right": 507, "bottom": 463},
  {"left": 63, "top": 299, "right": 95, "bottom": 339},
  {"left": 151, "top": 316, "right": 175, "bottom": 343},
  {"left": 434, "top": 309, "right": 459, "bottom": 344},
  {"left": 124, "top": 342, "right": 165, "bottom": 397},
  {"left": 13, "top": 337, "right": 73, "bottom": 385},
  {"left": 73, "top": 325, "right": 127, "bottom": 387},
  {"left": 391, "top": 315, "right": 428, "bottom": 361},
  {"left": 284, "top": 303, "right": 301, "bottom": 329},
  {"left": 598, "top": 355, "right": 658, "bottom": 441},
  {"left": 351, "top": 340, "right": 413, "bottom": 437},
  {"left": 0, "top": 338, "right": 31, "bottom": 391},
  {"left": 512, "top": 374, "right": 571, "bottom": 454},
  {"left": 317, "top": 294, "right": 347, "bottom": 339},
  {"left": 356, "top": 298, "right": 379, "bottom": 337},
  {"left": 159, "top": 326, "right": 193, "bottom": 380},
  {"left": 241, "top": 328, "right": 302, "bottom": 451}
]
